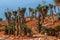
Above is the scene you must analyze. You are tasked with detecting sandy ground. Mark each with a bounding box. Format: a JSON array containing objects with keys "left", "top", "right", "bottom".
[{"left": 0, "top": 31, "right": 58, "bottom": 40}]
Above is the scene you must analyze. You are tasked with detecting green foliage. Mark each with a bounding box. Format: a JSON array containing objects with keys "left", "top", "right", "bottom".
[
  {"left": 24, "top": 26, "right": 28, "bottom": 35},
  {"left": 0, "top": 18, "right": 3, "bottom": 21},
  {"left": 47, "top": 28, "right": 56, "bottom": 36},
  {"left": 29, "top": 8, "right": 34, "bottom": 12},
  {"left": 41, "top": 26, "right": 46, "bottom": 31},
  {"left": 13, "top": 11, "right": 17, "bottom": 16},
  {"left": 20, "top": 23, "right": 26, "bottom": 30},
  {"left": 20, "top": 23, "right": 27, "bottom": 35},
  {"left": 4, "top": 4, "right": 58, "bottom": 37},
  {"left": 20, "top": 23, "right": 32, "bottom": 36},
  {"left": 4, "top": 25, "right": 9, "bottom": 34},
  {"left": 4, "top": 24, "right": 15, "bottom": 35},
  {"left": 54, "top": 26, "right": 60, "bottom": 38},
  {"left": 24, "top": 26, "right": 32, "bottom": 36},
  {"left": 27, "top": 27, "right": 31, "bottom": 34},
  {"left": 29, "top": 7, "right": 35, "bottom": 21},
  {"left": 41, "top": 26, "right": 47, "bottom": 34},
  {"left": 55, "top": 26, "right": 60, "bottom": 31},
  {"left": 36, "top": 4, "right": 41, "bottom": 11},
  {"left": 20, "top": 8, "right": 26, "bottom": 14},
  {"left": 41, "top": 26, "right": 56, "bottom": 36},
  {"left": 41, "top": 26, "right": 60, "bottom": 37},
  {"left": 9, "top": 24, "right": 14, "bottom": 34},
  {"left": 49, "top": 4, "right": 53, "bottom": 8}
]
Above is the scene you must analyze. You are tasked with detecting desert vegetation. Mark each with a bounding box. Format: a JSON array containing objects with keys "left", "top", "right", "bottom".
[
  {"left": 0, "top": 0, "right": 60, "bottom": 40},
  {"left": 2, "top": 3, "right": 60, "bottom": 39}
]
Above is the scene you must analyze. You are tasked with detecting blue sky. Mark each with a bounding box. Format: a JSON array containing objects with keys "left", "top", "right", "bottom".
[{"left": 0, "top": 0, "right": 56, "bottom": 20}]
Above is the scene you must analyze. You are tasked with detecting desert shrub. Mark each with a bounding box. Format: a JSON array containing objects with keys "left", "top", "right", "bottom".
[
  {"left": 4, "top": 24, "right": 15, "bottom": 35},
  {"left": 24, "top": 26, "right": 27, "bottom": 35},
  {"left": 20, "top": 23, "right": 27, "bottom": 35},
  {"left": 27, "top": 27, "right": 32, "bottom": 36},
  {"left": 58, "top": 17, "right": 60, "bottom": 20},
  {"left": 41, "top": 26, "right": 47, "bottom": 34},
  {"left": 0, "top": 18, "right": 3, "bottom": 21},
  {"left": 48, "top": 28, "right": 56, "bottom": 36},
  {"left": 27, "top": 28, "right": 31, "bottom": 34},
  {"left": 55, "top": 26, "right": 60, "bottom": 37},
  {"left": 55, "top": 26, "right": 60, "bottom": 31},
  {"left": 4, "top": 25, "right": 9, "bottom": 34},
  {"left": 9, "top": 26, "right": 14, "bottom": 34},
  {"left": 9, "top": 24, "right": 15, "bottom": 34},
  {"left": 20, "top": 23, "right": 32, "bottom": 36},
  {"left": 41, "top": 27, "right": 56, "bottom": 36},
  {"left": 20, "top": 23, "right": 26, "bottom": 30}
]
